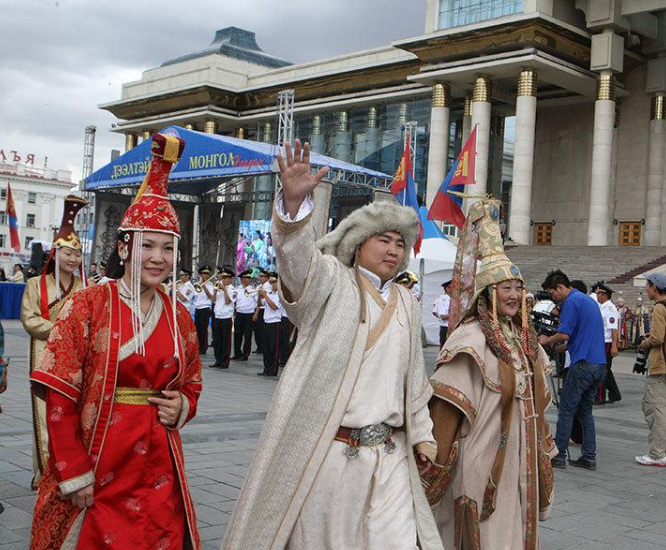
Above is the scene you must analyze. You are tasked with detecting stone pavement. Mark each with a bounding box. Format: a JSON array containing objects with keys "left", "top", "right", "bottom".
[{"left": 1, "top": 318, "right": 665, "bottom": 549}]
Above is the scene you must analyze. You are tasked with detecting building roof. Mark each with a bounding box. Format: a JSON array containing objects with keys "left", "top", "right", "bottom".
[{"left": 161, "top": 27, "right": 292, "bottom": 69}]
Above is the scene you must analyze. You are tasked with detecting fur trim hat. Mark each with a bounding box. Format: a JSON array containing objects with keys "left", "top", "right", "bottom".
[{"left": 316, "top": 201, "right": 419, "bottom": 271}]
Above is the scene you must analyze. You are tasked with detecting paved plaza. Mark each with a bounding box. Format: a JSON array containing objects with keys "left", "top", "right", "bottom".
[{"left": 1, "top": 318, "right": 665, "bottom": 549}]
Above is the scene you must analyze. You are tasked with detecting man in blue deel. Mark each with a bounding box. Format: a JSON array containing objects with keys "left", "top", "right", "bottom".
[{"left": 539, "top": 270, "right": 606, "bottom": 470}]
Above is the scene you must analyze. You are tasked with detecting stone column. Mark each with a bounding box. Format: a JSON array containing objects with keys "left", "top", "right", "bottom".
[
  {"left": 426, "top": 82, "right": 451, "bottom": 208},
  {"left": 509, "top": 70, "right": 538, "bottom": 245},
  {"left": 124, "top": 133, "right": 136, "bottom": 152},
  {"left": 587, "top": 71, "right": 616, "bottom": 246},
  {"left": 142, "top": 131, "right": 151, "bottom": 142},
  {"left": 646, "top": 94, "right": 666, "bottom": 245},
  {"left": 204, "top": 120, "right": 218, "bottom": 134},
  {"left": 469, "top": 77, "right": 492, "bottom": 200},
  {"left": 462, "top": 95, "right": 473, "bottom": 142},
  {"left": 490, "top": 115, "right": 505, "bottom": 199},
  {"left": 185, "top": 124, "right": 195, "bottom": 130},
  {"left": 253, "top": 122, "right": 273, "bottom": 220},
  {"left": 334, "top": 111, "right": 352, "bottom": 163},
  {"left": 309, "top": 115, "right": 325, "bottom": 154},
  {"left": 236, "top": 127, "right": 245, "bottom": 139},
  {"left": 364, "top": 107, "right": 381, "bottom": 169}
]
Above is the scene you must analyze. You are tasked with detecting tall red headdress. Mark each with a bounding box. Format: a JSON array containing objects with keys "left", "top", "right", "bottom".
[
  {"left": 39, "top": 195, "right": 89, "bottom": 319},
  {"left": 119, "top": 132, "right": 186, "bottom": 357}
]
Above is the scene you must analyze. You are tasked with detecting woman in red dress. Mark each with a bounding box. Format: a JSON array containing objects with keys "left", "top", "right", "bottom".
[{"left": 30, "top": 133, "right": 203, "bottom": 550}]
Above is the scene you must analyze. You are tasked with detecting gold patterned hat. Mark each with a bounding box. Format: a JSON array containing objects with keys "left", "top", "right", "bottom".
[
  {"left": 53, "top": 195, "right": 88, "bottom": 250},
  {"left": 472, "top": 199, "right": 523, "bottom": 295}
]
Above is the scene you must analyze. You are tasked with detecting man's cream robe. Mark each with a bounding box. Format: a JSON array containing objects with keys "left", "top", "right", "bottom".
[{"left": 221, "top": 203, "right": 444, "bottom": 550}]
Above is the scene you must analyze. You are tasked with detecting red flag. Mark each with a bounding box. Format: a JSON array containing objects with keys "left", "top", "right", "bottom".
[
  {"left": 450, "top": 126, "right": 477, "bottom": 186},
  {"left": 390, "top": 141, "right": 410, "bottom": 195},
  {"left": 390, "top": 140, "right": 423, "bottom": 254},
  {"left": 6, "top": 182, "right": 20, "bottom": 253}
]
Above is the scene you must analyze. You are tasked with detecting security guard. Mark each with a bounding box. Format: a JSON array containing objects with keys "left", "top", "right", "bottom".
[
  {"left": 596, "top": 282, "right": 621, "bottom": 404},
  {"left": 212, "top": 268, "right": 236, "bottom": 369},
  {"left": 192, "top": 265, "right": 215, "bottom": 354},
  {"left": 233, "top": 269, "right": 256, "bottom": 361}
]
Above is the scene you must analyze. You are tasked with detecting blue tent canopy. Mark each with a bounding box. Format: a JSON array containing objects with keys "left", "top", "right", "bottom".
[{"left": 85, "top": 125, "right": 391, "bottom": 195}]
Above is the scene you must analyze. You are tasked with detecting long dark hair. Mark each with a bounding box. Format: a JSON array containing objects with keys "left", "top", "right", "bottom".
[{"left": 105, "top": 232, "right": 132, "bottom": 280}]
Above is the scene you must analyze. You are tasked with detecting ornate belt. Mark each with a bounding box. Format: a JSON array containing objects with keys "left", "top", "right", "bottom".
[
  {"left": 114, "top": 387, "right": 161, "bottom": 405},
  {"left": 334, "top": 422, "right": 403, "bottom": 459}
]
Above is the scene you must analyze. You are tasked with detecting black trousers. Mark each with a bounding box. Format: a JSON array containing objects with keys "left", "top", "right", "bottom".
[
  {"left": 439, "top": 326, "right": 449, "bottom": 348},
  {"left": 233, "top": 312, "right": 254, "bottom": 359},
  {"left": 600, "top": 344, "right": 622, "bottom": 402},
  {"left": 263, "top": 322, "right": 281, "bottom": 376},
  {"left": 212, "top": 317, "right": 233, "bottom": 368},
  {"left": 253, "top": 309, "right": 265, "bottom": 353},
  {"left": 194, "top": 307, "right": 211, "bottom": 353},
  {"left": 279, "top": 318, "right": 294, "bottom": 366}
]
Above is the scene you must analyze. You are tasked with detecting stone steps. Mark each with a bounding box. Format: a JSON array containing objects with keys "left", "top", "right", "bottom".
[{"left": 505, "top": 245, "right": 666, "bottom": 306}]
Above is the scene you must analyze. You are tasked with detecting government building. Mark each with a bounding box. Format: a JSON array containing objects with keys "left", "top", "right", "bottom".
[{"left": 101, "top": 0, "right": 666, "bottom": 248}]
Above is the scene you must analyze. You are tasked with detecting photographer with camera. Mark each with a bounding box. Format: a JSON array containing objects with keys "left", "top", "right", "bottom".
[
  {"left": 635, "top": 273, "right": 666, "bottom": 467},
  {"left": 539, "top": 270, "right": 606, "bottom": 470}
]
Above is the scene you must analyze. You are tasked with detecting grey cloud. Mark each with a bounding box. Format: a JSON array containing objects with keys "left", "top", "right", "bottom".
[{"left": 1, "top": 0, "right": 426, "bottom": 181}]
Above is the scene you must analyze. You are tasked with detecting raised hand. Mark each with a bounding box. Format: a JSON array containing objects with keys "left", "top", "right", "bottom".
[{"left": 277, "top": 139, "right": 328, "bottom": 219}]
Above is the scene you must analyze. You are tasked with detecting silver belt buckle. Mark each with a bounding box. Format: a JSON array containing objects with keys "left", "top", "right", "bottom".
[{"left": 344, "top": 423, "right": 396, "bottom": 458}]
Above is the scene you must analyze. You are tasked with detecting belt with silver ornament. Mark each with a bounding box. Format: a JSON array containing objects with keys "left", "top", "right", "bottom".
[{"left": 334, "top": 422, "right": 403, "bottom": 458}]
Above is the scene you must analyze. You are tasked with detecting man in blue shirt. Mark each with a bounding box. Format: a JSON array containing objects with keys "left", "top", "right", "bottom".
[{"left": 539, "top": 270, "right": 606, "bottom": 470}]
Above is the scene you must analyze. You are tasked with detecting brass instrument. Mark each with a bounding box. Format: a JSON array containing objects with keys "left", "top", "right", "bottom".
[
  {"left": 244, "top": 287, "right": 260, "bottom": 297},
  {"left": 216, "top": 280, "right": 228, "bottom": 291},
  {"left": 194, "top": 283, "right": 203, "bottom": 293}
]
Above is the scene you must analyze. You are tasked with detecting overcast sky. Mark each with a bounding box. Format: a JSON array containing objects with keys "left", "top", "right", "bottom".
[{"left": 0, "top": 0, "right": 427, "bottom": 183}]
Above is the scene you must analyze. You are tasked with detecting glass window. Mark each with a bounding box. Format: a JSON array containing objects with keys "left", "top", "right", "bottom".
[
  {"left": 0, "top": 235, "right": 5, "bottom": 248},
  {"left": 26, "top": 213, "right": 36, "bottom": 228},
  {"left": 0, "top": 189, "right": 6, "bottom": 200},
  {"left": 439, "top": 0, "right": 523, "bottom": 30},
  {"left": 28, "top": 192, "right": 37, "bottom": 204},
  {"left": 25, "top": 236, "right": 33, "bottom": 250},
  {"left": 0, "top": 211, "right": 6, "bottom": 225}
]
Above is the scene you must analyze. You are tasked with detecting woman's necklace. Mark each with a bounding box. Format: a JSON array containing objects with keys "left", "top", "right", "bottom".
[{"left": 118, "top": 279, "right": 155, "bottom": 323}]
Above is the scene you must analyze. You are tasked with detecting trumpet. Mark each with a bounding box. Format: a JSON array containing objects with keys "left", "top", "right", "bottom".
[
  {"left": 216, "top": 280, "right": 229, "bottom": 291},
  {"left": 194, "top": 283, "right": 203, "bottom": 293},
  {"left": 244, "top": 287, "right": 260, "bottom": 297}
]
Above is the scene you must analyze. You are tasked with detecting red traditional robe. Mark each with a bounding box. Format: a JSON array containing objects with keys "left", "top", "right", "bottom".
[{"left": 30, "top": 281, "right": 203, "bottom": 550}]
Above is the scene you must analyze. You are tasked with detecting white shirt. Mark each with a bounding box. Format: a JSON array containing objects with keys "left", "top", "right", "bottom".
[
  {"left": 213, "top": 284, "right": 236, "bottom": 319},
  {"left": 235, "top": 285, "right": 258, "bottom": 314},
  {"left": 598, "top": 300, "right": 619, "bottom": 343},
  {"left": 192, "top": 279, "right": 214, "bottom": 309},
  {"left": 433, "top": 293, "right": 451, "bottom": 327},
  {"left": 263, "top": 289, "right": 283, "bottom": 323},
  {"left": 177, "top": 280, "right": 195, "bottom": 310},
  {"left": 259, "top": 281, "right": 272, "bottom": 309},
  {"left": 358, "top": 266, "right": 393, "bottom": 301}
]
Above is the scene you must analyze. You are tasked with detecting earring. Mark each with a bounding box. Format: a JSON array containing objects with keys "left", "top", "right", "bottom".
[{"left": 119, "top": 249, "right": 129, "bottom": 266}]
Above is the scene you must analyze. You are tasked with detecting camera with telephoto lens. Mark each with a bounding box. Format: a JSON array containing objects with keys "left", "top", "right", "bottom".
[{"left": 634, "top": 338, "right": 648, "bottom": 374}]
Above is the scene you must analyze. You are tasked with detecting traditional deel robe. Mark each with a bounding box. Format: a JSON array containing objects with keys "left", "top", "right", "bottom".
[
  {"left": 430, "top": 319, "right": 557, "bottom": 550},
  {"left": 222, "top": 205, "right": 443, "bottom": 550},
  {"left": 21, "top": 273, "right": 83, "bottom": 488},
  {"left": 29, "top": 281, "right": 203, "bottom": 550}
]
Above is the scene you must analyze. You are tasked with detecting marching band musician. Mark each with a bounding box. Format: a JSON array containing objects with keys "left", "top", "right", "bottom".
[
  {"left": 252, "top": 268, "right": 272, "bottom": 355},
  {"left": 176, "top": 268, "right": 195, "bottom": 315},
  {"left": 232, "top": 269, "right": 257, "bottom": 361},
  {"left": 257, "top": 272, "right": 282, "bottom": 377},
  {"left": 20, "top": 194, "right": 88, "bottom": 489},
  {"left": 212, "top": 268, "right": 237, "bottom": 369},
  {"left": 192, "top": 265, "right": 215, "bottom": 354}
]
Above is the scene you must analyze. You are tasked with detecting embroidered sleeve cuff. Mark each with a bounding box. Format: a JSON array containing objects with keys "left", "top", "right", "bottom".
[
  {"left": 415, "top": 442, "right": 438, "bottom": 463},
  {"left": 59, "top": 470, "right": 95, "bottom": 496},
  {"left": 168, "top": 392, "right": 190, "bottom": 431}
]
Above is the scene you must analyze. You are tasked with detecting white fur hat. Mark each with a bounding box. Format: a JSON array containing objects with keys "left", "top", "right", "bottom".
[{"left": 316, "top": 201, "right": 419, "bottom": 271}]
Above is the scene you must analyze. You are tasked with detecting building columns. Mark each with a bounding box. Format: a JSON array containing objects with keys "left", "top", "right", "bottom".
[
  {"left": 587, "top": 71, "right": 616, "bottom": 246},
  {"left": 364, "top": 107, "right": 381, "bottom": 166},
  {"left": 509, "top": 70, "right": 538, "bottom": 245},
  {"left": 469, "top": 77, "right": 492, "bottom": 201},
  {"left": 203, "top": 120, "right": 218, "bottom": 134},
  {"left": 334, "top": 111, "right": 352, "bottom": 163},
  {"left": 309, "top": 115, "right": 325, "bottom": 154},
  {"left": 462, "top": 95, "right": 473, "bottom": 142},
  {"left": 426, "top": 82, "right": 451, "bottom": 208},
  {"left": 124, "top": 133, "right": 137, "bottom": 152},
  {"left": 646, "top": 94, "right": 665, "bottom": 245}
]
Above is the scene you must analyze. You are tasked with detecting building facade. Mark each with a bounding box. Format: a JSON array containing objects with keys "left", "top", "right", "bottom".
[
  {"left": 102, "top": 1, "right": 666, "bottom": 247},
  {"left": 0, "top": 161, "right": 74, "bottom": 270}
]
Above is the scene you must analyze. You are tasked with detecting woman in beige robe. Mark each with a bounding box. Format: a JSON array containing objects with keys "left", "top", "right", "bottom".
[
  {"left": 425, "top": 199, "right": 557, "bottom": 550},
  {"left": 20, "top": 194, "right": 87, "bottom": 488}
]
